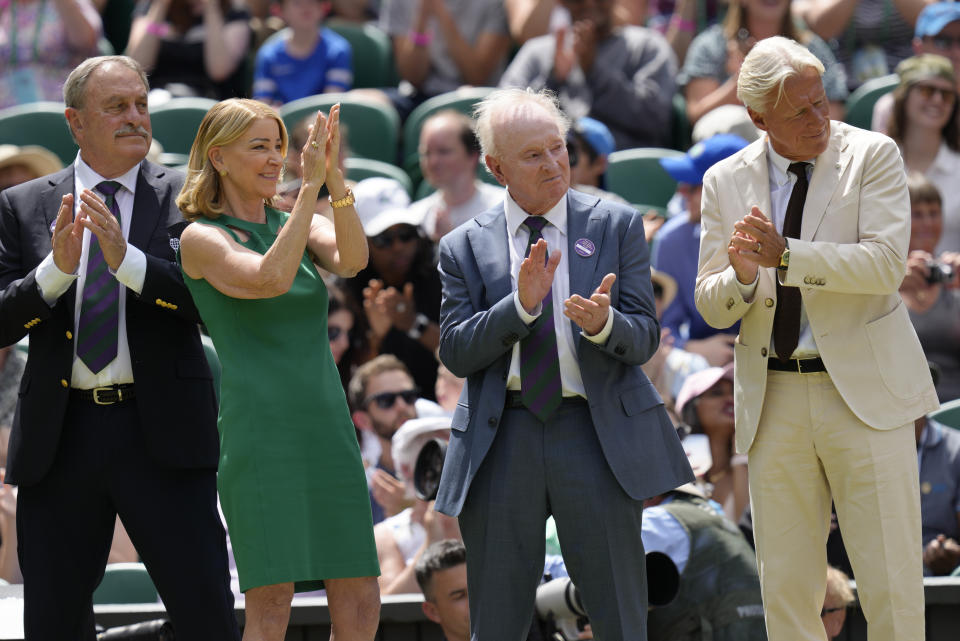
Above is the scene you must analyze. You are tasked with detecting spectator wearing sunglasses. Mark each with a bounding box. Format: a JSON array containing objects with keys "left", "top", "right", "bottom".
[
  {"left": 347, "top": 178, "right": 443, "bottom": 405},
  {"left": 886, "top": 54, "right": 960, "bottom": 253},
  {"left": 349, "top": 355, "right": 437, "bottom": 523},
  {"left": 873, "top": 2, "right": 960, "bottom": 137}
]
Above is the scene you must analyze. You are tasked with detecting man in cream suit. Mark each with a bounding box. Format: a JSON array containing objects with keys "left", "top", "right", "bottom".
[
  {"left": 695, "top": 37, "right": 939, "bottom": 641},
  {"left": 436, "top": 88, "right": 693, "bottom": 640}
]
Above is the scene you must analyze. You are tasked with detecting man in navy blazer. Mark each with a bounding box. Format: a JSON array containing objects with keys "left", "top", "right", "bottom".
[
  {"left": 0, "top": 57, "right": 238, "bottom": 639},
  {"left": 435, "top": 88, "right": 693, "bottom": 640}
]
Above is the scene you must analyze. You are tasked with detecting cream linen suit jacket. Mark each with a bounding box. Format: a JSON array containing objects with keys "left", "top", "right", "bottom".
[{"left": 694, "top": 121, "right": 939, "bottom": 454}]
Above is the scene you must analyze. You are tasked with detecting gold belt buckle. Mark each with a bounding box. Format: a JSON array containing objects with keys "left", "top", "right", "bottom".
[
  {"left": 92, "top": 386, "right": 116, "bottom": 405},
  {"left": 796, "top": 359, "right": 804, "bottom": 373}
]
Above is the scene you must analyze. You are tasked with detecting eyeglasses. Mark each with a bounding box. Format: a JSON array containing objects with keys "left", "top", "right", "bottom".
[
  {"left": 370, "top": 226, "right": 419, "bottom": 249},
  {"left": 364, "top": 389, "right": 419, "bottom": 409},
  {"left": 912, "top": 84, "right": 957, "bottom": 102},
  {"left": 927, "top": 35, "right": 960, "bottom": 51},
  {"left": 327, "top": 326, "right": 347, "bottom": 342}
]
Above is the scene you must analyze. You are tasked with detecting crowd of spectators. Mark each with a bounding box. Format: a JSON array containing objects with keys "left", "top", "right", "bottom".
[{"left": 3, "top": 1, "right": 960, "bottom": 638}]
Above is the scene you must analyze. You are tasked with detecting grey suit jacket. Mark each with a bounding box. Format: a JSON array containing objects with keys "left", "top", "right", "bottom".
[{"left": 434, "top": 189, "right": 693, "bottom": 516}]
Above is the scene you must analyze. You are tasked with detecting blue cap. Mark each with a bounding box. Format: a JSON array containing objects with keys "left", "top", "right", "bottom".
[
  {"left": 915, "top": 2, "right": 960, "bottom": 38},
  {"left": 659, "top": 134, "right": 750, "bottom": 185},
  {"left": 575, "top": 117, "right": 616, "bottom": 157}
]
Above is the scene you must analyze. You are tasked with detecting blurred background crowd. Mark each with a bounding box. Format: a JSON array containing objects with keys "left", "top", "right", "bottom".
[{"left": 2, "top": 0, "right": 960, "bottom": 638}]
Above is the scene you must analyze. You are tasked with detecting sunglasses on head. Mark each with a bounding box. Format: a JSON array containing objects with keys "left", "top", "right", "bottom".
[
  {"left": 364, "top": 389, "right": 419, "bottom": 409},
  {"left": 370, "top": 226, "right": 419, "bottom": 249},
  {"left": 913, "top": 84, "right": 957, "bottom": 102}
]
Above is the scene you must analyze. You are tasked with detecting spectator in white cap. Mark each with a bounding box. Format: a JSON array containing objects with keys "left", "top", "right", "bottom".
[
  {"left": 873, "top": 1, "right": 960, "bottom": 136},
  {"left": 0, "top": 144, "right": 63, "bottom": 192},
  {"left": 374, "top": 416, "right": 461, "bottom": 595},
  {"left": 408, "top": 110, "right": 504, "bottom": 242},
  {"left": 344, "top": 177, "right": 443, "bottom": 401},
  {"left": 674, "top": 363, "right": 749, "bottom": 523}
]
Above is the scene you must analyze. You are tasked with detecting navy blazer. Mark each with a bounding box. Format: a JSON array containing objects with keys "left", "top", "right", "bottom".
[
  {"left": 0, "top": 162, "right": 219, "bottom": 487},
  {"left": 434, "top": 189, "right": 693, "bottom": 516}
]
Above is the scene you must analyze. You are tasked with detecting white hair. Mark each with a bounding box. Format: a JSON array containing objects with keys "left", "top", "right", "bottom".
[
  {"left": 737, "top": 36, "right": 825, "bottom": 113},
  {"left": 472, "top": 88, "right": 571, "bottom": 162}
]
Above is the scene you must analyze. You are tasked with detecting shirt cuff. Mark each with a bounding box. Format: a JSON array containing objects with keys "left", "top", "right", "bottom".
[
  {"left": 112, "top": 245, "right": 146, "bottom": 295},
  {"left": 35, "top": 251, "right": 78, "bottom": 306},
  {"left": 514, "top": 291, "right": 541, "bottom": 325},
  {"left": 582, "top": 307, "right": 614, "bottom": 344},
  {"left": 735, "top": 270, "right": 759, "bottom": 302}
]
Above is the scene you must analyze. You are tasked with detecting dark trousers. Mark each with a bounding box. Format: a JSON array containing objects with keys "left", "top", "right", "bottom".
[
  {"left": 16, "top": 396, "right": 239, "bottom": 640},
  {"left": 458, "top": 401, "right": 649, "bottom": 641}
]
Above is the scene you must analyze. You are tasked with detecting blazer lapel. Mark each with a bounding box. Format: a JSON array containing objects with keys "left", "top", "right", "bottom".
[
  {"left": 801, "top": 128, "right": 844, "bottom": 241},
  {"left": 467, "top": 206, "right": 512, "bottom": 307},
  {"left": 733, "top": 141, "right": 772, "bottom": 222},
  {"left": 566, "top": 193, "right": 606, "bottom": 347},
  {"left": 129, "top": 161, "right": 164, "bottom": 252}
]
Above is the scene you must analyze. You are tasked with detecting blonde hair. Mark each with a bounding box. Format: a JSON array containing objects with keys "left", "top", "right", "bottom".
[
  {"left": 737, "top": 36, "right": 825, "bottom": 114},
  {"left": 473, "top": 88, "right": 570, "bottom": 163},
  {"left": 177, "top": 98, "right": 289, "bottom": 222}
]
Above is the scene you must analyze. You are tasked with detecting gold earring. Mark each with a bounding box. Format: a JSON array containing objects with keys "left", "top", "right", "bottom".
[{"left": 219, "top": 168, "right": 227, "bottom": 177}]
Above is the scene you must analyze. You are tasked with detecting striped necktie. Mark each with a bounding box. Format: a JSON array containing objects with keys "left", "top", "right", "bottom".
[
  {"left": 76, "top": 180, "right": 122, "bottom": 373},
  {"left": 519, "top": 216, "right": 562, "bottom": 422}
]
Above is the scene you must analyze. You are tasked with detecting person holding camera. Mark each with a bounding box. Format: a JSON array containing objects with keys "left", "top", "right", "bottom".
[{"left": 901, "top": 173, "right": 960, "bottom": 402}]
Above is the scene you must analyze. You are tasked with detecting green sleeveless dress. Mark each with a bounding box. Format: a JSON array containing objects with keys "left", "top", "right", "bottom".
[{"left": 180, "top": 207, "right": 379, "bottom": 592}]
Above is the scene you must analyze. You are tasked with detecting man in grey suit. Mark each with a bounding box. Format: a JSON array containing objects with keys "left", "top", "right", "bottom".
[{"left": 434, "top": 88, "right": 693, "bottom": 641}]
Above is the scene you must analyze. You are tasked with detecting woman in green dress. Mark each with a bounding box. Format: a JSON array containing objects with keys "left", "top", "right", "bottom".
[{"left": 176, "top": 98, "right": 379, "bottom": 641}]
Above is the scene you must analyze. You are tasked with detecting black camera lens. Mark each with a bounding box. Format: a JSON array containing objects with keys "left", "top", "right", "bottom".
[{"left": 413, "top": 439, "right": 447, "bottom": 501}]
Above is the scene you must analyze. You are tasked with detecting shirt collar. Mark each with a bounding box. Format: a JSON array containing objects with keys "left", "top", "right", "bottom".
[
  {"left": 74, "top": 153, "right": 141, "bottom": 197},
  {"left": 504, "top": 188, "right": 568, "bottom": 237},
  {"left": 765, "top": 138, "right": 817, "bottom": 187}
]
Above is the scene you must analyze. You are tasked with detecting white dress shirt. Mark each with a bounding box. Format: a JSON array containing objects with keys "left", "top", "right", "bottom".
[
  {"left": 736, "top": 141, "right": 819, "bottom": 359},
  {"left": 35, "top": 155, "right": 149, "bottom": 387},
  {"left": 503, "top": 189, "right": 614, "bottom": 397}
]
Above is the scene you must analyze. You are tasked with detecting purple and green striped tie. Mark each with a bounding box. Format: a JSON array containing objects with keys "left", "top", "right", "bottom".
[
  {"left": 519, "top": 216, "right": 562, "bottom": 422},
  {"left": 76, "top": 181, "right": 121, "bottom": 374}
]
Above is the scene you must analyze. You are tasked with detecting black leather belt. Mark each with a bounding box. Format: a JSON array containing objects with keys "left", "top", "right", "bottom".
[
  {"left": 504, "top": 390, "right": 587, "bottom": 409},
  {"left": 768, "top": 357, "right": 827, "bottom": 374},
  {"left": 70, "top": 384, "right": 136, "bottom": 405}
]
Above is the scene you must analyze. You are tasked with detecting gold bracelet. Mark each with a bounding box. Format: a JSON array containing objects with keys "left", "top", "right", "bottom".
[{"left": 328, "top": 186, "right": 355, "bottom": 209}]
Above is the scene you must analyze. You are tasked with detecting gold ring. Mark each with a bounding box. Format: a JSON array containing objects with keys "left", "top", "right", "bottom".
[{"left": 311, "top": 141, "right": 319, "bottom": 149}]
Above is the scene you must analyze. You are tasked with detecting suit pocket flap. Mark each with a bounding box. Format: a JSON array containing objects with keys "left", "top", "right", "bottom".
[
  {"left": 451, "top": 402, "right": 470, "bottom": 432},
  {"left": 176, "top": 357, "right": 212, "bottom": 380},
  {"left": 619, "top": 382, "right": 663, "bottom": 417}
]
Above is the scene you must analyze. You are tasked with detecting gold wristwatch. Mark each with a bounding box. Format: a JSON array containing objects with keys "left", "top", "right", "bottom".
[
  {"left": 777, "top": 242, "right": 790, "bottom": 271},
  {"left": 328, "top": 187, "right": 355, "bottom": 209}
]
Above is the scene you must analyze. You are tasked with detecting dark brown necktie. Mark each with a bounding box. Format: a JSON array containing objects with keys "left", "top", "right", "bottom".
[{"left": 773, "top": 162, "right": 809, "bottom": 361}]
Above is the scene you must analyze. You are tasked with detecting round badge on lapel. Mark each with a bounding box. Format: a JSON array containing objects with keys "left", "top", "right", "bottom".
[
  {"left": 49, "top": 219, "right": 57, "bottom": 234},
  {"left": 574, "top": 238, "right": 595, "bottom": 257}
]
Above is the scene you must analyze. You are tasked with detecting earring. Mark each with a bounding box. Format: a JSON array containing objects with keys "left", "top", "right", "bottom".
[{"left": 219, "top": 169, "right": 227, "bottom": 177}]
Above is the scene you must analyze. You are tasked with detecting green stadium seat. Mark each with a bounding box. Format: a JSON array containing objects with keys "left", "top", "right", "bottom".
[
  {"left": 605, "top": 148, "right": 684, "bottom": 209},
  {"left": 929, "top": 397, "right": 960, "bottom": 431},
  {"left": 92, "top": 563, "right": 158, "bottom": 605},
  {"left": 345, "top": 156, "right": 413, "bottom": 196},
  {"left": 326, "top": 19, "right": 398, "bottom": 89},
  {"left": 844, "top": 74, "right": 899, "bottom": 131},
  {"left": 280, "top": 94, "right": 399, "bottom": 164},
  {"left": 0, "top": 102, "right": 77, "bottom": 166},
  {"left": 149, "top": 97, "right": 217, "bottom": 157}
]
